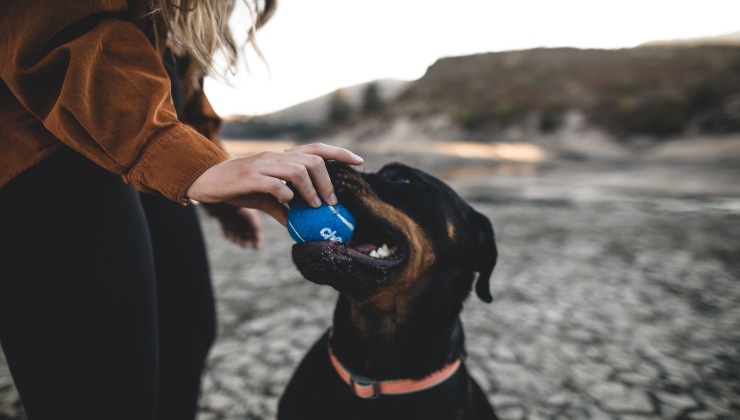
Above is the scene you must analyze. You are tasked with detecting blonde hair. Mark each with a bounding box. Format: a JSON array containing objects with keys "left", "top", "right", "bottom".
[{"left": 153, "top": 0, "right": 276, "bottom": 78}]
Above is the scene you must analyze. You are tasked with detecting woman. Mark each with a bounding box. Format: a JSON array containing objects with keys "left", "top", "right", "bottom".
[{"left": 0, "top": 1, "right": 362, "bottom": 418}]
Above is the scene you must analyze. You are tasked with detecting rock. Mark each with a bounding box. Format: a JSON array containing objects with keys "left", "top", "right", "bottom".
[
  {"left": 496, "top": 406, "right": 525, "bottom": 420},
  {"left": 654, "top": 391, "right": 698, "bottom": 410},
  {"left": 201, "top": 392, "right": 234, "bottom": 413},
  {"left": 635, "top": 362, "right": 661, "bottom": 380},
  {"left": 587, "top": 383, "right": 654, "bottom": 414},
  {"left": 585, "top": 406, "right": 613, "bottom": 420},
  {"left": 492, "top": 345, "right": 518, "bottom": 362},
  {"left": 546, "top": 392, "right": 577, "bottom": 407},
  {"left": 617, "top": 372, "right": 653, "bottom": 387},
  {"left": 569, "top": 362, "right": 613, "bottom": 387},
  {"left": 688, "top": 411, "right": 717, "bottom": 419},
  {"left": 490, "top": 394, "right": 521, "bottom": 409},
  {"left": 601, "top": 345, "right": 635, "bottom": 370},
  {"left": 566, "top": 328, "right": 594, "bottom": 342}
]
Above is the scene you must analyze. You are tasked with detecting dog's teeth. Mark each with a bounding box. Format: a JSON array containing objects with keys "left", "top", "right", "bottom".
[
  {"left": 366, "top": 244, "right": 396, "bottom": 259},
  {"left": 377, "top": 244, "right": 390, "bottom": 257}
]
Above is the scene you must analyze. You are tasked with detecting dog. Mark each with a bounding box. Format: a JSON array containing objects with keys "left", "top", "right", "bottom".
[{"left": 278, "top": 161, "right": 498, "bottom": 420}]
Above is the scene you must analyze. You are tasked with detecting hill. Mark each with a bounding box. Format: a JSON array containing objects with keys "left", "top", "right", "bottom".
[
  {"left": 391, "top": 45, "right": 740, "bottom": 139},
  {"left": 222, "top": 44, "right": 740, "bottom": 146}
]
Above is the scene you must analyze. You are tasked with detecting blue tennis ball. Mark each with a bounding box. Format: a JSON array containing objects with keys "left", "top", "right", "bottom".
[{"left": 287, "top": 198, "right": 356, "bottom": 243}]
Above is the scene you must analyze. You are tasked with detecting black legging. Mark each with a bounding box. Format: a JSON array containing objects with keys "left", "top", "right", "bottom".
[{"left": 0, "top": 147, "right": 216, "bottom": 419}]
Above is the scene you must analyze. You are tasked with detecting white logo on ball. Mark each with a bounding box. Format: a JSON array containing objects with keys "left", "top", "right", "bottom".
[{"left": 320, "top": 227, "right": 342, "bottom": 242}]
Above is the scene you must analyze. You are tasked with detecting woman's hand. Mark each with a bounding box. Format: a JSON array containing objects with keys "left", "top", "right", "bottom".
[
  {"left": 186, "top": 143, "right": 363, "bottom": 225},
  {"left": 203, "top": 203, "right": 264, "bottom": 249}
]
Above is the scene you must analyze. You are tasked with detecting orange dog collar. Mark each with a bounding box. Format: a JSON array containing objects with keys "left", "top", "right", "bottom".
[{"left": 327, "top": 332, "right": 462, "bottom": 399}]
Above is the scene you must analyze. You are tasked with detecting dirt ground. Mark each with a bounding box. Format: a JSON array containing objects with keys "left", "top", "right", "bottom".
[{"left": 1, "top": 143, "right": 739, "bottom": 419}]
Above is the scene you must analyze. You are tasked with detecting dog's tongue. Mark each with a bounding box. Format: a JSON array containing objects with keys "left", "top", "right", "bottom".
[{"left": 353, "top": 244, "right": 378, "bottom": 253}]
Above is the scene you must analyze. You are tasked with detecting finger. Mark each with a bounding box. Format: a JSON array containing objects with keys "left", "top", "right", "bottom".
[
  {"left": 253, "top": 224, "right": 264, "bottom": 249},
  {"left": 265, "top": 162, "right": 321, "bottom": 207},
  {"left": 274, "top": 154, "right": 336, "bottom": 206},
  {"left": 288, "top": 143, "right": 363, "bottom": 166},
  {"left": 246, "top": 210, "right": 264, "bottom": 249},
  {"left": 250, "top": 175, "right": 295, "bottom": 204},
  {"left": 229, "top": 195, "right": 289, "bottom": 226},
  {"left": 244, "top": 237, "right": 256, "bottom": 249},
  {"left": 298, "top": 154, "right": 337, "bottom": 206},
  {"left": 241, "top": 228, "right": 257, "bottom": 248},
  {"left": 259, "top": 199, "right": 288, "bottom": 226}
]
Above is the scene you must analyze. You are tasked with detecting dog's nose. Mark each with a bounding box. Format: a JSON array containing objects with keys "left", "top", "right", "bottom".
[
  {"left": 325, "top": 159, "right": 352, "bottom": 169},
  {"left": 325, "top": 159, "right": 356, "bottom": 179},
  {"left": 324, "top": 159, "right": 365, "bottom": 197}
]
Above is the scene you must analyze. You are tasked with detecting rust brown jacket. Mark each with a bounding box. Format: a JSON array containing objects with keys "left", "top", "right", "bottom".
[{"left": 0, "top": 0, "right": 230, "bottom": 204}]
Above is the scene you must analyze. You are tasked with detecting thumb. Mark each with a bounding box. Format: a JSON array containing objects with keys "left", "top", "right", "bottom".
[
  {"left": 229, "top": 194, "right": 288, "bottom": 226},
  {"left": 259, "top": 200, "right": 289, "bottom": 226}
]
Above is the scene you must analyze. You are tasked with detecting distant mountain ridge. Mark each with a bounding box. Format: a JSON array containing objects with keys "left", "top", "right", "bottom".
[
  {"left": 260, "top": 79, "right": 410, "bottom": 125},
  {"left": 220, "top": 78, "right": 410, "bottom": 140},
  {"left": 639, "top": 30, "right": 740, "bottom": 47},
  {"left": 222, "top": 79, "right": 409, "bottom": 125}
]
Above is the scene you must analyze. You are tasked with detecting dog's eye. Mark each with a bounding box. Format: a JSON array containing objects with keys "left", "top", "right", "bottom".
[
  {"left": 380, "top": 167, "right": 414, "bottom": 184},
  {"left": 390, "top": 175, "right": 411, "bottom": 184}
]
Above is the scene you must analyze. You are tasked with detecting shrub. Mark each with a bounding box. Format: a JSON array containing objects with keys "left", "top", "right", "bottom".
[{"left": 455, "top": 107, "right": 487, "bottom": 131}]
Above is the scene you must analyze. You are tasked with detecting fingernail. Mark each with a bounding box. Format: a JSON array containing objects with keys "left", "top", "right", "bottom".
[
  {"left": 351, "top": 153, "right": 364, "bottom": 163},
  {"left": 313, "top": 196, "right": 322, "bottom": 208},
  {"left": 328, "top": 193, "right": 338, "bottom": 206}
]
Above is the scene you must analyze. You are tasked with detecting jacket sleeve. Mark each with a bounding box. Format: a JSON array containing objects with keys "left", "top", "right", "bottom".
[
  {"left": 0, "top": 1, "right": 229, "bottom": 204},
  {"left": 175, "top": 53, "right": 225, "bottom": 147},
  {"left": 182, "top": 82, "right": 225, "bottom": 145}
]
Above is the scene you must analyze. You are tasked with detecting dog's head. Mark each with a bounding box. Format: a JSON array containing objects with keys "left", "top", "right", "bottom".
[{"left": 291, "top": 161, "right": 497, "bottom": 327}]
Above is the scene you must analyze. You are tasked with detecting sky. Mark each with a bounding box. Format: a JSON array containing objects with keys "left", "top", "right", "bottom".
[{"left": 204, "top": 0, "right": 740, "bottom": 117}]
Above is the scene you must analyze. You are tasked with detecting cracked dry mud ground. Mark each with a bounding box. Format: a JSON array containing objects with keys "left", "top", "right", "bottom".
[{"left": 1, "top": 160, "right": 739, "bottom": 420}]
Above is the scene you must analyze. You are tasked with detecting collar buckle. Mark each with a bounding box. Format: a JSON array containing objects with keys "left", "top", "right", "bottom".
[{"left": 349, "top": 374, "right": 381, "bottom": 399}]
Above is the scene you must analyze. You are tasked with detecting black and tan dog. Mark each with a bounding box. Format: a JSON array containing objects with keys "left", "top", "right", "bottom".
[{"left": 278, "top": 161, "right": 498, "bottom": 420}]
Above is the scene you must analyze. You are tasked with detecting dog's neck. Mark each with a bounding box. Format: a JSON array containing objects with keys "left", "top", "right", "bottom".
[{"left": 329, "top": 293, "right": 466, "bottom": 381}]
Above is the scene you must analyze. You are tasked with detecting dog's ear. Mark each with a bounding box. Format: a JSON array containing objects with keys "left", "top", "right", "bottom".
[{"left": 472, "top": 210, "right": 497, "bottom": 303}]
